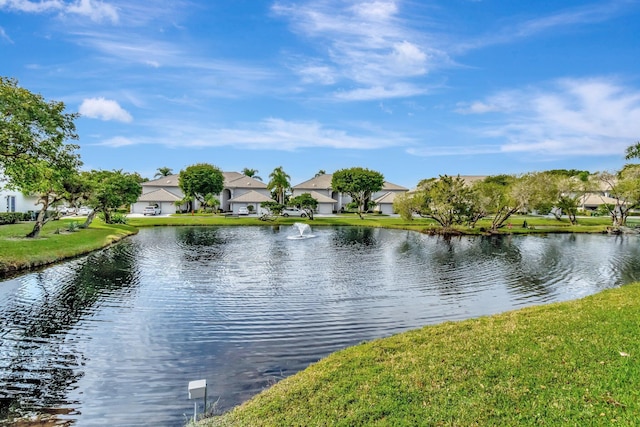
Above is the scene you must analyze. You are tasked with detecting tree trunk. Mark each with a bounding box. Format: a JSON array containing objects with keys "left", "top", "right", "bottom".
[
  {"left": 27, "top": 211, "right": 44, "bottom": 238},
  {"left": 103, "top": 210, "right": 112, "bottom": 224},
  {"left": 82, "top": 210, "right": 97, "bottom": 228},
  {"left": 26, "top": 208, "right": 48, "bottom": 238},
  {"left": 27, "top": 206, "right": 53, "bottom": 238}
]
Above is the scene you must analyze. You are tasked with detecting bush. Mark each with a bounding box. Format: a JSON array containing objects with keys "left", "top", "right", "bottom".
[
  {"left": 109, "top": 212, "right": 128, "bottom": 224},
  {"left": 0, "top": 212, "right": 24, "bottom": 225},
  {"left": 98, "top": 212, "right": 128, "bottom": 224}
]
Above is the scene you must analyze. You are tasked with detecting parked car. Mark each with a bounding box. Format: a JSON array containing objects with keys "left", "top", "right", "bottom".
[
  {"left": 281, "top": 207, "right": 307, "bottom": 218},
  {"left": 143, "top": 206, "right": 161, "bottom": 216},
  {"left": 56, "top": 206, "right": 70, "bottom": 215},
  {"left": 238, "top": 207, "right": 249, "bottom": 215},
  {"left": 77, "top": 207, "right": 91, "bottom": 216}
]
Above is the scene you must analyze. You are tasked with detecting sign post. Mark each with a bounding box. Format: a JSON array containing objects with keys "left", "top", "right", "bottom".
[{"left": 188, "top": 379, "right": 207, "bottom": 422}]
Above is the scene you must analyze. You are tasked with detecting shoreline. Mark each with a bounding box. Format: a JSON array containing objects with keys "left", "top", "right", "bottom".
[
  {"left": 0, "top": 214, "right": 618, "bottom": 277},
  {"left": 0, "top": 221, "right": 138, "bottom": 278}
]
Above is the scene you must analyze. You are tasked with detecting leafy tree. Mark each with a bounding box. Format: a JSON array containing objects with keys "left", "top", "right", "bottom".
[
  {"left": 62, "top": 172, "right": 94, "bottom": 211},
  {"left": 0, "top": 77, "right": 80, "bottom": 175},
  {"left": 289, "top": 193, "right": 318, "bottom": 220},
  {"left": 179, "top": 163, "right": 224, "bottom": 212},
  {"left": 18, "top": 160, "right": 81, "bottom": 237},
  {"left": 596, "top": 165, "right": 640, "bottom": 227},
  {"left": 267, "top": 166, "right": 291, "bottom": 204},
  {"left": 412, "top": 175, "right": 476, "bottom": 230},
  {"left": 81, "top": 170, "right": 142, "bottom": 227},
  {"left": 552, "top": 173, "right": 591, "bottom": 225},
  {"left": 154, "top": 167, "right": 173, "bottom": 178},
  {"left": 1, "top": 77, "right": 82, "bottom": 237},
  {"left": 393, "top": 192, "right": 420, "bottom": 221},
  {"left": 201, "top": 193, "right": 220, "bottom": 213},
  {"left": 471, "top": 174, "right": 539, "bottom": 232},
  {"left": 242, "top": 168, "right": 262, "bottom": 181},
  {"left": 260, "top": 201, "right": 284, "bottom": 216},
  {"left": 331, "top": 167, "right": 384, "bottom": 219},
  {"left": 624, "top": 141, "right": 640, "bottom": 160},
  {"left": 315, "top": 170, "right": 326, "bottom": 177}
]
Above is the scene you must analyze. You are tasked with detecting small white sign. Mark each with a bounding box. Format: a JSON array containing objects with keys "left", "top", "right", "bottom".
[{"left": 188, "top": 379, "right": 207, "bottom": 399}]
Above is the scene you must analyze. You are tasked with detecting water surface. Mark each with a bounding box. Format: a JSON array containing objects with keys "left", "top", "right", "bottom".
[{"left": 1, "top": 226, "right": 639, "bottom": 425}]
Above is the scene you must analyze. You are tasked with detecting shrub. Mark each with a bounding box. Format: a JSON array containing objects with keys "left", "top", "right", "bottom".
[
  {"left": 97, "top": 212, "right": 128, "bottom": 224},
  {"left": 109, "top": 212, "right": 128, "bottom": 224},
  {"left": 0, "top": 212, "right": 28, "bottom": 225}
]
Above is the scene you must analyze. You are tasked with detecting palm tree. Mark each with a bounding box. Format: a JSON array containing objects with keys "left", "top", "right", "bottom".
[
  {"left": 242, "top": 167, "right": 262, "bottom": 181},
  {"left": 154, "top": 167, "right": 173, "bottom": 178},
  {"left": 267, "top": 166, "right": 291, "bottom": 204},
  {"left": 314, "top": 169, "right": 326, "bottom": 177}
]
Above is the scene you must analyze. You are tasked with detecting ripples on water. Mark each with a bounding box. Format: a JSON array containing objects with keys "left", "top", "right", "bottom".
[{"left": 1, "top": 227, "right": 640, "bottom": 425}]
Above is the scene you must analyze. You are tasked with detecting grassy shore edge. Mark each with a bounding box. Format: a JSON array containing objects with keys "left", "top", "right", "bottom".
[
  {"left": 198, "top": 282, "right": 640, "bottom": 426},
  {"left": 0, "top": 214, "right": 617, "bottom": 277},
  {"left": 0, "top": 220, "right": 138, "bottom": 276}
]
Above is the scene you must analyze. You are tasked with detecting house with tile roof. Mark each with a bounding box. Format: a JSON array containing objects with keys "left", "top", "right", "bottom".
[
  {"left": 132, "top": 172, "right": 275, "bottom": 215},
  {"left": 291, "top": 173, "right": 408, "bottom": 214}
]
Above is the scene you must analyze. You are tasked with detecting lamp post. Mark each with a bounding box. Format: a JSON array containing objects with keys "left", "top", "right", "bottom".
[{"left": 188, "top": 379, "right": 207, "bottom": 422}]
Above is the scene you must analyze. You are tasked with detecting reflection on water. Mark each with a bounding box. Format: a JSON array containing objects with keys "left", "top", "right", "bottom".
[{"left": 1, "top": 227, "right": 640, "bottom": 425}]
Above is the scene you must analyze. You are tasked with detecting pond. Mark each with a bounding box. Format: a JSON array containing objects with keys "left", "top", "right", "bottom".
[{"left": 1, "top": 226, "right": 640, "bottom": 425}]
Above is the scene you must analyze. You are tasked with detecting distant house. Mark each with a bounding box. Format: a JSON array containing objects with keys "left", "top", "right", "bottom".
[
  {"left": 291, "top": 174, "right": 339, "bottom": 214},
  {"left": 1, "top": 191, "right": 39, "bottom": 214},
  {"left": 131, "top": 172, "right": 275, "bottom": 215},
  {"left": 292, "top": 173, "right": 408, "bottom": 214},
  {"left": 373, "top": 192, "right": 399, "bottom": 215},
  {"left": 0, "top": 177, "right": 39, "bottom": 214}
]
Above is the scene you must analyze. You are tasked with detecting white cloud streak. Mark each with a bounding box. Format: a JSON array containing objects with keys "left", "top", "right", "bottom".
[
  {"left": 0, "top": 0, "right": 118, "bottom": 23},
  {"left": 456, "top": 77, "right": 640, "bottom": 157},
  {"left": 0, "top": 26, "right": 13, "bottom": 43},
  {"left": 272, "top": 0, "right": 448, "bottom": 100},
  {"left": 79, "top": 97, "right": 132, "bottom": 122},
  {"left": 96, "top": 117, "right": 413, "bottom": 151},
  {"left": 456, "top": 1, "right": 633, "bottom": 52}
]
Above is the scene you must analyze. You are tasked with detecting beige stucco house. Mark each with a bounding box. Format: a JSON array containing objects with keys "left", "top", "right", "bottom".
[
  {"left": 132, "top": 172, "right": 275, "bottom": 215},
  {"left": 292, "top": 173, "right": 408, "bottom": 214}
]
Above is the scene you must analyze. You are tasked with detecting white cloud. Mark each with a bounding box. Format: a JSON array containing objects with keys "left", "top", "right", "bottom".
[
  {"left": 0, "top": 0, "right": 118, "bottom": 23},
  {"left": 458, "top": 77, "right": 640, "bottom": 157},
  {"left": 67, "top": 0, "right": 118, "bottom": 24},
  {"left": 350, "top": 1, "right": 398, "bottom": 21},
  {"left": 407, "top": 144, "right": 502, "bottom": 157},
  {"left": 79, "top": 97, "right": 133, "bottom": 122},
  {"left": 99, "top": 136, "right": 135, "bottom": 147},
  {"left": 296, "top": 63, "right": 337, "bottom": 85},
  {"left": 0, "top": 26, "right": 13, "bottom": 43},
  {"left": 389, "top": 41, "right": 427, "bottom": 76},
  {"left": 0, "top": 0, "right": 63, "bottom": 13},
  {"left": 96, "top": 117, "right": 413, "bottom": 151},
  {"left": 455, "top": 93, "right": 520, "bottom": 114},
  {"left": 273, "top": 0, "right": 446, "bottom": 100},
  {"left": 456, "top": 1, "right": 633, "bottom": 52},
  {"left": 334, "top": 83, "right": 428, "bottom": 101}
]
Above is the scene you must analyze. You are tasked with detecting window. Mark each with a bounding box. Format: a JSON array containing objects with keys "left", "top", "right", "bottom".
[{"left": 6, "top": 195, "right": 16, "bottom": 212}]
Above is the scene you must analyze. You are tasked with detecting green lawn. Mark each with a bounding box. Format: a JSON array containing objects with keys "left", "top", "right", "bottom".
[
  {"left": 127, "top": 213, "right": 613, "bottom": 235},
  {"left": 0, "top": 219, "right": 137, "bottom": 275},
  {"left": 199, "top": 282, "right": 640, "bottom": 426}
]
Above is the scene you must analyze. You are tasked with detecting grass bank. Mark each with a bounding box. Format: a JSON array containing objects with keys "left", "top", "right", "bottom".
[
  {"left": 128, "top": 213, "right": 614, "bottom": 235},
  {"left": 199, "top": 282, "right": 640, "bottom": 426},
  {"left": 0, "top": 219, "right": 138, "bottom": 276}
]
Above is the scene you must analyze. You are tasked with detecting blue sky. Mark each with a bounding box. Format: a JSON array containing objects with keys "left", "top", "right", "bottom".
[{"left": 2, "top": 0, "right": 640, "bottom": 188}]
